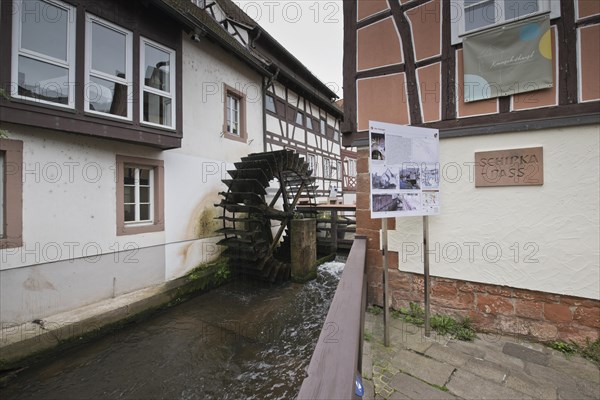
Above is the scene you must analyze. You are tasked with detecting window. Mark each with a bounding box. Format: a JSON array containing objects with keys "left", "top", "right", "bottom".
[
  {"left": 226, "top": 94, "right": 240, "bottom": 134},
  {"left": 307, "top": 153, "right": 317, "bottom": 176},
  {"left": 334, "top": 129, "right": 340, "bottom": 142},
  {"left": 306, "top": 117, "right": 313, "bottom": 130},
  {"left": 11, "top": 0, "right": 76, "bottom": 107},
  {"left": 346, "top": 158, "right": 357, "bottom": 177},
  {"left": 323, "top": 157, "right": 332, "bottom": 178},
  {"left": 320, "top": 119, "right": 327, "bottom": 135},
  {"left": 296, "top": 111, "right": 304, "bottom": 126},
  {"left": 85, "top": 15, "right": 133, "bottom": 119},
  {"left": 141, "top": 38, "right": 176, "bottom": 129},
  {"left": 337, "top": 160, "right": 342, "bottom": 180},
  {"left": 451, "top": 0, "right": 560, "bottom": 43},
  {"left": 266, "top": 94, "right": 276, "bottom": 113},
  {"left": 116, "top": 156, "right": 164, "bottom": 235},
  {"left": 0, "top": 139, "right": 23, "bottom": 249},
  {"left": 191, "top": 0, "right": 206, "bottom": 7},
  {"left": 124, "top": 167, "right": 153, "bottom": 224},
  {"left": 223, "top": 85, "right": 247, "bottom": 141}
]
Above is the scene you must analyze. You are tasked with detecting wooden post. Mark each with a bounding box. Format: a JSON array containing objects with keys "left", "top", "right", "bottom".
[{"left": 331, "top": 209, "right": 338, "bottom": 253}]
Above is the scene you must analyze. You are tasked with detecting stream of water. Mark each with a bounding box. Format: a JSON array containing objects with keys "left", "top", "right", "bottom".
[{"left": 1, "top": 261, "right": 345, "bottom": 400}]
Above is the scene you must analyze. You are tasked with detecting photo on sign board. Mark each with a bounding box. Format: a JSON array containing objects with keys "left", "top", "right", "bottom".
[
  {"left": 371, "top": 166, "right": 398, "bottom": 190},
  {"left": 371, "top": 133, "right": 385, "bottom": 160},
  {"left": 422, "top": 191, "right": 440, "bottom": 213},
  {"left": 420, "top": 164, "right": 440, "bottom": 190},
  {"left": 398, "top": 193, "right": 421, "bottom": 211},
  {"left": 399, "top": 166, "right": 420, "bottom": 189},
  {"left": 372, "top": 194, "right": 399, "bottom": 212}
]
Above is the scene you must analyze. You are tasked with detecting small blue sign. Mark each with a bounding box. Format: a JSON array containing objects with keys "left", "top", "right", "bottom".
[{"left": 355, "top": 373, "right": 364, "bottom": 397}]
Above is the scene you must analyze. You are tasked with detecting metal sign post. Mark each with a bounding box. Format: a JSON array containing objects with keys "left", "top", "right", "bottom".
[
  {"left": 423, "top": 216, "right": 431, "bottom": 337},
  {"left": 382, "top": 218, "right": 390, "bottom": 347}
]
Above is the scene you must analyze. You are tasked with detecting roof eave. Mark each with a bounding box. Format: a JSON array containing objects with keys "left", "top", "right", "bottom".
[{"left": 152, "top": 0, "right": 273, "bottom": 78}]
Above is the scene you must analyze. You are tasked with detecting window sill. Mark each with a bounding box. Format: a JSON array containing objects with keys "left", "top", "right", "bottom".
[
  {"left": 223, "top": 132, "right": 247, "bottom": 143},
  {"left": 84, "top": 110, "right": 134, "bottom": 124},
  {"left": 117, "top": 222, "right": 164, "bottom": 236},
  {"left": 140, "top": 120, "right": 177, "bottom": 132},
  {"left": 0, "top": 103, "right": 182, "bottom": 149},
  {"left": 0, "top": 238, "right": 23, "bottom": 249},
  {"left": 10, "top": 96, "right": 77, "bottom": 114}
]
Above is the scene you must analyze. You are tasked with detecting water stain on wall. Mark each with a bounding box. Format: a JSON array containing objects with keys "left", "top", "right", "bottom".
[
  {"left": 178, "top": 193, "right": 223, "bottom": 270},
  {"left": 22, "top": 269, "right": 56, "bottom": 292}
]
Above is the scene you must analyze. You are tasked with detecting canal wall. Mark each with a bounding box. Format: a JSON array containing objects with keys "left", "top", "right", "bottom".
[{"left": 0, "top": 260, "right": 231, "bottom": 370}]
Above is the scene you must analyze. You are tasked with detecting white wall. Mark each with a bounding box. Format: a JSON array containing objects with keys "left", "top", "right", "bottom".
[
  {"left": 0, "top": 34, "right": 267, "bottom": 323},
  {"left": 0, "top": 126, "right": 167, "bottom": 323},
  {"left": 179, "top": 36, "right": 264, "bottom": 161},
  {"left": 388, "top": 125, "right": 600, "bottom": 299},
  {"left": 0, "top": 126, "right": 166, "bottom": 270},
  {"left": 163, "top": 36, "right": 265, "bottom": 280}
]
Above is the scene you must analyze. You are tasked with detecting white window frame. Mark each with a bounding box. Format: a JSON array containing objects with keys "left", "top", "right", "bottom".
[
  {"left": 348, "top": 159, "right": 357, "bottom": 177},
  {"left": 84, "top": 14, "right": 133, "bottom": 120},
  {"left": 226, "top": 92, "right": 240, "bottom": 135},
  {"left": 450, "top": 0, "right": 560, "bottom": 44},
  {"left": 140, "top": 37, "right": 176, "bottom": 130},
  {"left": 11, "top": 0, "right": 77, "bottom": 108},
  {"left": 124, "top": 165, "right": 155, "bottom": 225}
]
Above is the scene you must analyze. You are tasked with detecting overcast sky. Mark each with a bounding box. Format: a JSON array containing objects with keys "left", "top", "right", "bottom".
[{"left": 235, "top": 1, "right": 344, "bottom": 99}]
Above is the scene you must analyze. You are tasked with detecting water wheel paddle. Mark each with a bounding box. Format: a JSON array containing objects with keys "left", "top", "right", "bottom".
[{"left": 216, "top": 150, "right": 317, "bottom": 282}]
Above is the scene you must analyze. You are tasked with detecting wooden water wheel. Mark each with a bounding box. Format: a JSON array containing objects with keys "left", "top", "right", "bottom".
[{"left": 215, "top": 150, "right": 317, "bottom": 282}]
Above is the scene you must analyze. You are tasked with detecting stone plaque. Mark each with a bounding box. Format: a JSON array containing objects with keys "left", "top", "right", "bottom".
[{"left": 475, "top": 147, "right": 543, "bottom": 187}]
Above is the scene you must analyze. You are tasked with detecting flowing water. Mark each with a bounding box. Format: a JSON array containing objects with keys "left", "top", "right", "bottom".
[{"left": 1, "top": 261, "right": 345, "bottom": 400}]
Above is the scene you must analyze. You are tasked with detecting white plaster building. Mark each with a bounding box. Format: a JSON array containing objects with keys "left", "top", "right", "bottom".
[{"left": 0, "top": 0, "right": 348, "bottom": 324}]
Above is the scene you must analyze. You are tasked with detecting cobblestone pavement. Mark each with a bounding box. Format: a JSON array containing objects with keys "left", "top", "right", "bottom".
[{"left": 362, "top": 313, "right": 600, "bottom": 400}]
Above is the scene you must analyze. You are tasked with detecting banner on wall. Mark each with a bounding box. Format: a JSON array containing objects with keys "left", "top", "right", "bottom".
[
  {"left": 462, "top": 13, "right": 553, "bottom": 102},
  {"left": 369, "top": 121, "right": 440, "bottom": 218}
]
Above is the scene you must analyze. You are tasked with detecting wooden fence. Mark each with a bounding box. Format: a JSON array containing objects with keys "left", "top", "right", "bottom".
[{"left": 297, "top": 237, "right": 367, "bottom": 400}]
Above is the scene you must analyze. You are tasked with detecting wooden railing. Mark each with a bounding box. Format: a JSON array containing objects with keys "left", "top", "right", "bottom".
[
  {"left": 297, "top": 204, "right": 356, "bottom": 254},
  {"left": 297, "top": 237, "right": 367, "bottom": 400}
]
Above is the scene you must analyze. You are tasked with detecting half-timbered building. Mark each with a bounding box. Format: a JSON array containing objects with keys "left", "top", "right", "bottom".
[
  {"left": 343, "top": 0, "right": 599, "bottom": 343},
  {"left": 190, "top": 0, "right": 349, "bottom": 201}
]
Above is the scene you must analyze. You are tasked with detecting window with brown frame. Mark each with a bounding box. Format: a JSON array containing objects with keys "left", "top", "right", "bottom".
[
  {"left": 320, "top": 118, "right": 327, "bottom": 135},
  {"left": 116, "top": 155, "right": 164, "bottom": 236},
  {"left": 265, "top": 94, "right": 277, "bottom": 113},
  {"left": 223, "top": 84, "right": 247, "bottom": 142},
  {"left": 306, "top": 117, "right": 314, "bottom": 131},
  {"left": 0, "top": 139, "right": 23, "bottom": 249}
]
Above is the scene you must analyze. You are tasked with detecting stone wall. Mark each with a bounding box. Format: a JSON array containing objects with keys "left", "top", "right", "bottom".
[
  {"left": 356, "top": 148, "right": 599, "bottom": 345},
  {"left": 369, "top": 270, "right": 600, "bottom": 344}
]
